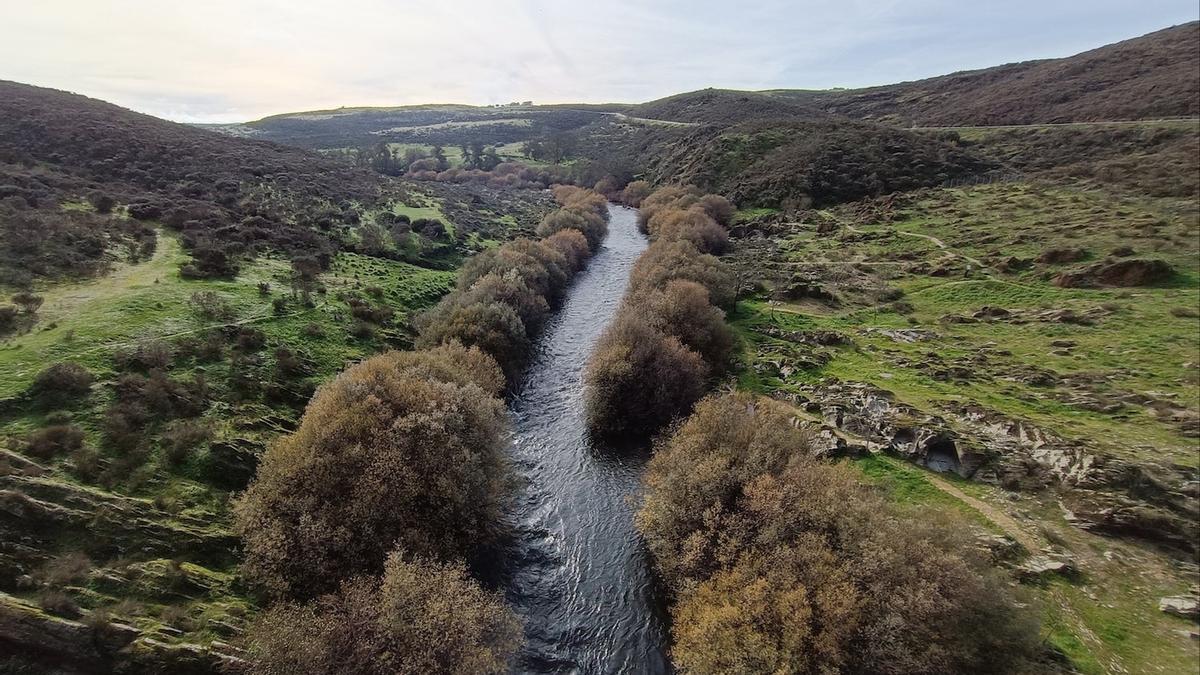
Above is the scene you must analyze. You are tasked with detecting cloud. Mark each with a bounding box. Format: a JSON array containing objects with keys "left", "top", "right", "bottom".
[{"left": 1, "top": 0, "right": 1195, "bottom": 122}]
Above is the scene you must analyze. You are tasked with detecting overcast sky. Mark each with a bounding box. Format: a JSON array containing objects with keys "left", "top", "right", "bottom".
[{"left": 3, "top": 1, "right": 1197, "bottom": 123}]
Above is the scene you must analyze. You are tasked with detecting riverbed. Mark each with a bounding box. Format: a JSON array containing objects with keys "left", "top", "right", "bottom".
[{"left": 486, "top": 204, "right": 670, "bottom": 674}]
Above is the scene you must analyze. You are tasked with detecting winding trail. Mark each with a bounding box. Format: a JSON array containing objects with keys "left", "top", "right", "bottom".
[{"left": 484, "top": 205, "right": 670, "bottom": 674}]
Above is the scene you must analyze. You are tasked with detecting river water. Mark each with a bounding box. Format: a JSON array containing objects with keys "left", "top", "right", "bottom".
[{"left": 486, "top": 204, "right": 670, "bottom": 674}]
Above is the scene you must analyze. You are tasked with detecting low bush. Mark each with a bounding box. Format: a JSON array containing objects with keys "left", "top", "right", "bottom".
[
  {"left": 26, "top": 424, "right": 85, "bottom": 459},
  {"left": 246, "top": 550, "right": 521, "bottom": 675},
  {"left": 30, "top": 362, "right": 94, "bottom": 409}
]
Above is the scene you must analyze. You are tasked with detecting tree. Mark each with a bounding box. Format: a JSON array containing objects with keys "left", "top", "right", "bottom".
[
  {"left": 637, "top": 393, "right": 1043, "bottom": 674},
  {"left": 247, "top": 550, "right": 521, "bottom": 675},
  {"left": 431, "top": 144, "right": 449, "bottom": 171},
  {"left": 234, "top": 345, "right": 510, "bottom": 599},
  {"left": 584, "top": 313, "right": 707, "bottom": 436}
]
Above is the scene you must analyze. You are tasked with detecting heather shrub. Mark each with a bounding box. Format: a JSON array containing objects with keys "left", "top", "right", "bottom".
[
  {"left": 233, "top": 346, "right": 509, "bottom": 599},
  {"left": 246, "top": 550, "right": 521, "bottom": 675},
  {"left": 30, "top": 362, "right": 94, "bottom": 409}
]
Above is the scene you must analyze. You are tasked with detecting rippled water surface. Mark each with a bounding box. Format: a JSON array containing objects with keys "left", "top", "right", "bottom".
[{"left": 486, "top": 205, "right": 669, "bottom": 674}]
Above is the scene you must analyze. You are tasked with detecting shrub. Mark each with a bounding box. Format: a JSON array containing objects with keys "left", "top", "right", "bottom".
[
  {"left": 161, "top": 419, "right": 213, "bottom": 467},
  {"left": 234, "top": 346, "right": 509, "bottom": 599},
  {"left": 696, "top": 194, "right": 735, "bottom": 227},
  {"left": 26, "top": 424, "right": 85, "bottom": 459},
  {"left": 638, "top": 393, "right": 1042, "bottom": 674},
  {"left": 115, "top": 340, "right": 173, "bottom": 371},
  {"left": 620, "top": 180, "right": 653, "bottom": 207},
  {"left": 189, "top": 291, "right": 233, "bottom": 320},
  {"left": 246, "top": 550, "right": 521, "bottom": 675},
  {"left": 633, "top": 280, "right": 733, "bottom": 369},
  {"left": 535, "top": 209, "right": 606, "bottom": 250},
  {"left": 542, "top": 228, "right": 591, "bottom": 275},
  {"left": 649, "top": 208, "right": 729, "bottom": 254},
  {"left": 30, "top": 362, "right": 94, "bottom": 408},
  {"left": 11, "top": 291, "right": 44, "bottom": 314},
  {"left": 584, "top": 313, "right": 707, "bottom": 436},
  {"left": 630, "top": 241, "right": 736, "bottom": 308},
  {"left": 0, "top": 304, "right": 17, "bottom": 332},
  {"left": 460, "top": 274, "right": 551, "bottom": 334},
  {"left": 416, "top": 300, "right": 529, "bottom": 381}
]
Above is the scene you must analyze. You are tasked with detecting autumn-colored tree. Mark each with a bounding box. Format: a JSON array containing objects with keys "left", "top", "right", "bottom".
[
  {"left": 632, "top": 280, "right": 733, "bottom": 369},
  {"left": 620, "top": 180, "right": 653, "bottom": 207},
  {"left": 584, "top": 313, "right": 707, "bottom": 436},
  {"left": 247, "top": 550, "right": 521, "bottom": 675},
  {"left": 234, "top": 345, "right": 510, "bottom": 599},
  {"left": 638, "top": 393, "right": 1042, "bottom": 674},
  {"left": 629, "top": 240, "right": 736, "bottom": 308}
]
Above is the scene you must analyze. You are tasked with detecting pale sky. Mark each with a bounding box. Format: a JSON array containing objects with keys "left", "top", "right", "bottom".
[{"left": 2, "top": 1, "right": 1197, "bottom": 123}]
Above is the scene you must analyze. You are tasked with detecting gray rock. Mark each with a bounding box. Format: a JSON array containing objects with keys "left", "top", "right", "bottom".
[
  {"left": 1159, "top": 595, "right": 1200, "bottom": 620},
  {"left": 1017, "top": 555, "right": 1078, "bottom": 580}
]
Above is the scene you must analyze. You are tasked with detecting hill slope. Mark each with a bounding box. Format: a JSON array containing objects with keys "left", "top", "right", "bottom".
[{"left": 769, "top": 22, "right": 1200, "bottom": 126}]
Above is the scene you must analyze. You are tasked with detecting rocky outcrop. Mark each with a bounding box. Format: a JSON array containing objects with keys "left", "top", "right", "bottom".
[
  {"left": 1159, "top": 595, "right": 1200, "bottom": 620},
  {"left": 1055, "top": 257, "right": 1175, "bottom": 288},
  {"left": 772, "top": 380, "right": 1200, "bottom": 555},
  {"left": 0, "top": 592, "right": 246, "bottom": 674}
]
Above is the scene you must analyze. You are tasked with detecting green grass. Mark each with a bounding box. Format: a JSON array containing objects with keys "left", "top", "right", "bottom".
[{"left": 0, "top": 235, "right": 454, "bottom": 399}]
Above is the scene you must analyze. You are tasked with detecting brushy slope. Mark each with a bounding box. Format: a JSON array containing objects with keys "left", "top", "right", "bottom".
[{"left": 770, "top": 22, "right": 1200, "bottom": 126}]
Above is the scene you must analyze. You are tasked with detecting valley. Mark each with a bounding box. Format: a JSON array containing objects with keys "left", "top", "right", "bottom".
[{"left": 0, "top": 17, "right": 1197, "bottom": 675}]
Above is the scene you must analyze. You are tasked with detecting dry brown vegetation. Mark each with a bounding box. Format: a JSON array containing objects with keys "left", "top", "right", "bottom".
[
  {"left": 247, "top": 550, "right": 521, "bottom": 675},
  {"left": 419, "top": 185, "right": 610, "bottom": 378},
  {"left": 585, "top": 186, "right": 735, "bottom": 436},
  {"left": 234, "top": 343, "right": 509, "bottom": 600},
  {"left": 638, "top": 393, "right": 1043, "bottom": 674}
]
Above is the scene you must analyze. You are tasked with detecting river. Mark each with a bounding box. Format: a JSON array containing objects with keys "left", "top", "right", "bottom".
[{"left": 485, "top": 204, "right": 670, "bottom": 674}]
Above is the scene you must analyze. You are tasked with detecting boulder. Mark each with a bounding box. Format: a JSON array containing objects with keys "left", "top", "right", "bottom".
[
  {"left": 1159, "top": 595, "right": 1200, "bottom": 620},
  {"left": 1017, "top": 555, "right": 1078, "bottom": 581}
]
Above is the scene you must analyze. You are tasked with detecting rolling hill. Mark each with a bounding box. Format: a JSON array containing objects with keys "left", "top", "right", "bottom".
[{"left": 768, "top": 22, "right": 1200, "bottom": 126}]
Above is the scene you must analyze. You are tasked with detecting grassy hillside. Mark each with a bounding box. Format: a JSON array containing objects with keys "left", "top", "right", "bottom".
[
  {"left": 769, "top": 22, "right": 1200, "bottom": 126},
  {"left": 0, "top": 82, "right": 557, "bottom": 672},
  {"left": 724, "top": 117, "right": 1200, "bottom": 673}
]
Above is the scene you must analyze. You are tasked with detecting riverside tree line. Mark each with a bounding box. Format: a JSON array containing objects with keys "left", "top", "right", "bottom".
[
  {"left": 233, "top": 186, "right": 611, "bottom": 673},
  {"left": 234, "top": 180, "right": 1044, "bottom": 674}
]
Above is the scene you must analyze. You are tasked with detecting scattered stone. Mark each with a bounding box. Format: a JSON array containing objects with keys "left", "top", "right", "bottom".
[
  {"left": 1017, "top": 555, "right": 1079, "bottom": 581},
  {"left": 973, "top": 306, "right": 1011, "bottom": 319},
  {"left": 1050, "top": 340, "right": 1077, "bottom": 348},
  {"left": 1159, "top": 595, "right": 1200, "bottom": 620}
]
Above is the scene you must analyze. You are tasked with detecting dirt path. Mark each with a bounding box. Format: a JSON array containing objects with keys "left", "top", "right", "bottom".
[{"left": 922, "top": 473, "right": 1043, "bottom": 552}]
